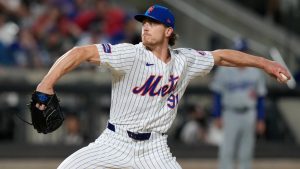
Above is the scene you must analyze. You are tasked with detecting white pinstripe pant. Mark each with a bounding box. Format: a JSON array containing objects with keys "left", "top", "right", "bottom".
[{"left": 58, "top": 128, "right": 182, "bottom": 169}]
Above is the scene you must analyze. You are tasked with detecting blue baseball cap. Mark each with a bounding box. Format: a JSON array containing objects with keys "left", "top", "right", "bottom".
[
  {"left": 233, "top": 38, "right": 248, "bottom": 51},
  {"left": 135, "top": 5, "right": 175, "bottom": 29}
]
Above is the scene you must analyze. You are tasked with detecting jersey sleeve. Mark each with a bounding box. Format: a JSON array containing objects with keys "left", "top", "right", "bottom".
[
  {"left": 96, "top": 43, "right": 136, "bottom": 74},
  {"left": 186, "top": 49, "right": 214, "bottom": 80}
]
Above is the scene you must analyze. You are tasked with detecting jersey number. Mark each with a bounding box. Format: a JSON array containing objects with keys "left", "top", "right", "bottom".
[{"left": 167, "top": 94, "right": 179, "bottom": 109}]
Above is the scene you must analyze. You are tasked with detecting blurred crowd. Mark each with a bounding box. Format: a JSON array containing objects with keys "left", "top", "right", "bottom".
[
  {"left": 1, "top": 0, "right": 300, "bottom": 71},
  {"left": 0, "top": 0, "right": 298, "bottom": 147},
  {"left": 0, "top": 0, "right": 140, "bottom": 69}
]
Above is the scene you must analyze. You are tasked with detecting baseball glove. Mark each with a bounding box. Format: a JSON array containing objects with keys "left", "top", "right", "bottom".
[{"left": 29, "top": 91, "right": 64, "bottom": 134}]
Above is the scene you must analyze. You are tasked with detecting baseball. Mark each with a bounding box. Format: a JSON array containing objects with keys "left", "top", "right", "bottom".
[{"left": 280, "top": 73, "right": 288, "bottom": 82}]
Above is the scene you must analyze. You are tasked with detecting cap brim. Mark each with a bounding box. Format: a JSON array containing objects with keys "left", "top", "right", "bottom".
[{"left": 134, "top": 14, "right": 161, "bottom": 24}]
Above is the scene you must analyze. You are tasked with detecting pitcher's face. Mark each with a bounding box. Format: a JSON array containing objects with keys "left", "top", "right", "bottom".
[{"left": 141, "top": 19, "right": 168, "bottom": 47}]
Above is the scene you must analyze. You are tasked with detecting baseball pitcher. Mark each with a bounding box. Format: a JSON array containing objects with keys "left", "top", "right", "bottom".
[{"left": 29, "top": 5, "right": 290, "bottom": 169}]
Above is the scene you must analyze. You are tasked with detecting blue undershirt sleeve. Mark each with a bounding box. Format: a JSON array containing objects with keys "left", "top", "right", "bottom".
[
  {"left": 212, "top": 92, "right": 222, "bottom": 118},
  {"left": 256, "top": 96, "right": 265, "bottom": 120}
]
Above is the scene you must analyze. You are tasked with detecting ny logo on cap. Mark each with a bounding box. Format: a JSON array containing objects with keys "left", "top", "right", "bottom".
[{"left": 148, "top": 6, "right": 155, "bottom": 13}]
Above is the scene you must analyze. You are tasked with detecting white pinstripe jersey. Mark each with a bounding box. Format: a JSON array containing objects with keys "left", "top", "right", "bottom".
[{"left": 97, "top": 42, "right": 214, "bottom": 133}]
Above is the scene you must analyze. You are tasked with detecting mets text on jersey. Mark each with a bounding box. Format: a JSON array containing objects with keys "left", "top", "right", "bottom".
[{"left": 132, "top": 75, "right": 179, "bottom": 108}]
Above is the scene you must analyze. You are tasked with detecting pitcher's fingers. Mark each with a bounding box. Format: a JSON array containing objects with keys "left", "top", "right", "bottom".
[{"left": 35, "top": 103, "right": 46, "bottom": 110}]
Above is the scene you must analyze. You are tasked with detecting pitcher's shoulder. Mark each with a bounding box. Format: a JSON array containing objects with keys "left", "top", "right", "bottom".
[
  {"left": 172, "top": 48, "right": 211, "bottom": 56},
  {"left": 173, "top": 48, "right": 195, "bottom": 54}
]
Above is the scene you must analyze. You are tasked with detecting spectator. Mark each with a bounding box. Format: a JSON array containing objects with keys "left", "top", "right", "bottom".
[
  {"left": 0, "top": 0, "right": 135, "bottom": 68},
  {"left": 64, "top": 113, "right": 83, "bottom": 145},
  {"left": 9, "top": 28, "right": 47, "bottom": 68},
  {"left": 0, "top": 13, "right": 19, "bottom": 66},
  {"left": 179, "top": 104, "right": 209, "bottom": 144},
  {"left": 32, "top": 5, "right": 81, "bottom": 61}
]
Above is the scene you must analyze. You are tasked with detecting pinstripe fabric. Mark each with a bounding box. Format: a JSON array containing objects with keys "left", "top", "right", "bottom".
[
  {"left": 58, "top": 126, "right": 181, "bottom": 169},
  {"left": 58, "top": 43, "right": 214, "bottom": 168},
  {"left": 97, "top": 43, "right": 214, "bottom": 133}
]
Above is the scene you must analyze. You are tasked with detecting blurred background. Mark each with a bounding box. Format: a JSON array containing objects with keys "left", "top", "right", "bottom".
[{"left": 0, "top": 0, "right": 300, "bottom": 168}]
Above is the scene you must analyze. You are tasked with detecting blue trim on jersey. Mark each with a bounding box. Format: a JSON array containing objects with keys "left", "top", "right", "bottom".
[
  {"left": 102, "top": 43, "right": 111, "bottom": 53},
  {"left": 212, "top": 92, "right": 222, "bottom": 117},
  {"left": 256, "top": 96, "right": 265, "bottom": 120},
  {"left": 167, "top": 94, "right": 178, "bottom": 109},
  {"left": 197, "top": 50, "right": 205, "bottom": 55}
]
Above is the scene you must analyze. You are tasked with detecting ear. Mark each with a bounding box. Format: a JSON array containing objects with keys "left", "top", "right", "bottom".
[{"left": 165, "top": 27, "right": 173, "bottom": 37}]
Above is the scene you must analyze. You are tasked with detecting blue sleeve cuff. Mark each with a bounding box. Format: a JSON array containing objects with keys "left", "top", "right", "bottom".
[
  {"left": 256, "top": 96, "right": 265, "bottom": 120},
  {"left": 212, "top": 92, "right": 222, "bottom": 117}
]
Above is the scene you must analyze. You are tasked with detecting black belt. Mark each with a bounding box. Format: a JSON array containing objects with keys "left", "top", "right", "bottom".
[{"left": 107, "top": 122, "right": 151, "bottom": 141}]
